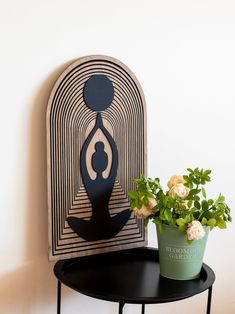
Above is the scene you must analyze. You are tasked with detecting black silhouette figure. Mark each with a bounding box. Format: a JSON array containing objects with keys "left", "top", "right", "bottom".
[{"left": 67, "top": 75, "right": 131, "bottom": 241}]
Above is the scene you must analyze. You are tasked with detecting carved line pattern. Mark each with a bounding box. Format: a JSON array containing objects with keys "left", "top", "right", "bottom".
[{"left": 47, "top": 57, "right": 146, "bottom": 259}]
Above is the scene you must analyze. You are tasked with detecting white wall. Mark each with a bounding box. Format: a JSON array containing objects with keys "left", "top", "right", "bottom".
[{"left": 0, "top": 0, "right": 235, "bottom": 313}]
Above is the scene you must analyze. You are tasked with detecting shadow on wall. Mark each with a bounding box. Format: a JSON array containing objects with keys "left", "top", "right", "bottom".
[{"left": 0, "top": 60, "right": 77, "bottom": 314}]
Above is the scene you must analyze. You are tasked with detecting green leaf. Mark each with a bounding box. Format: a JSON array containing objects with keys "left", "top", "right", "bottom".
[
  {"left": 157, "top": 222, "right": 164, "bottom": 233},
  {"left": 184, "top": 215, "right": 192, "bottom": 223},
  {"left": 187, "top": 168, "right": 194, "bottom": 173},
  {"left": 204, "top": 175, "right": 211, "bottom": 182},
  {"left": 201, "top": 186, "right": 207, "bottom": 198},
  {"left": 194, "top": 200, "right": 201, "bottom": 210},
  {"left": 193, "top": 211, "right": 200, "bottom": 219},
  {"left": 218, "top": 195, "right": 225, "bottom": 203},
  {"left": 164, "top": 209, "right": 172, "bottom": 222},
  {"left": 204, "top": 169, "right": 212, "bottom": 176},
  {"left": 192, "top": 178, "right": 200, "bottom": 185},
  {"left": 183, "top": 175, "right": 189, "bottom": 182},
  {"left": 193, "top": 195, "right": 200, "bottom": 202},
  {"left": 201, "top": 217, "right": 207, "bottom": 225},
  {"left": 189, "top": 189, "right": 201, "bottom": 197},
  {"left": 208, "top": 199, "right": 214, "bottom": 206},
  {"left": 202, "top": 200, "right": 209, "bottom": 211},
  {"left": 187, "top": 199, "right": 193, "bottom": 209},
  {"left": 207, "top": 218, "right": 216, "bottom": 228},
  {"left": 179, "top": 224, "right": 187, "bottom": 232},
  {"left": 136, "top": 200, "right": 142, "bottom": 209},
  {"left": 216, "top": 219, "right": 227, "bottom": 229},
  {"left": 130, "top": 200, "right": 137, "bottom": 209},
  {"left": 128, "top": 191, "right": 138, "bottom": 198},
  {"left": 176, "top": 218, "right": 185, "bottom": 226},
  {"left": 142, "top": 197, "right": 148, "bottom": 206}
]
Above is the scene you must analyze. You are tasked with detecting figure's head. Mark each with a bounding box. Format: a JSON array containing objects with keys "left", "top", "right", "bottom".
[
  {"left": 95, "top": 142, "right": 105, "bottom": 152},
  {"left": 83, "top": 75, "right": 114, "bottom": 112}
]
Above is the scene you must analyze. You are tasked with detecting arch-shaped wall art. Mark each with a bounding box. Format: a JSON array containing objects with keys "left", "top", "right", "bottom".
[{"left": 47, "top": 55, "right": 147, "bottom": 260}]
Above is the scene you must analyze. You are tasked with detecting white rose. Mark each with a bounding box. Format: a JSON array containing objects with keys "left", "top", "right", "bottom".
[
  {"left": 133, "top": 205, "right": 153, "bottom": 218},
  {"left": 168, "top": 183, "right": 189, "bottom": 199},
  {"left": 186, "top": 221, "right": 205, "bottom": 241},
  {"left": 133, "top": 196, "right": 157, "bottom": 219},
  {"left": 167, "top": 175, "right": 186, "bottom": 189}
]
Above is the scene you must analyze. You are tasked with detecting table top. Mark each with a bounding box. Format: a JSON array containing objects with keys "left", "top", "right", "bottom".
[{"left": 54, "top": 247, "right": 215, "bottom": 304}]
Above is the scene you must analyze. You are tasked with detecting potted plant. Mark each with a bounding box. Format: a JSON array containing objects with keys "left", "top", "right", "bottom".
[{"left": 128, "top": 168, "right": 232, "bottom": 280}]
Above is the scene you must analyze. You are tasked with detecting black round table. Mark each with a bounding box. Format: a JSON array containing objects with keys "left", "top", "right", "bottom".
[{"left": 54, "top": 247, "right": 215, "bottom": 314}]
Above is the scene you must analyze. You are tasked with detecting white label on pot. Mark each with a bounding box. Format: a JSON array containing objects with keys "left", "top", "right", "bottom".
[{"left": 165, "top": 246, "right": 200, "bottom": 261}]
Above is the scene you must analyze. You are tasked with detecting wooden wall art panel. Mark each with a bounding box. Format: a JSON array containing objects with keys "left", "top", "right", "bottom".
[{"left": 47, "top": 55, "right": 147, "bottom": 260}]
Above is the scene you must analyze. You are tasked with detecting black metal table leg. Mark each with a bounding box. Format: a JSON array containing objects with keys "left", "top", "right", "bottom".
[
  {"left": 118, "top": 301, "right": 125, "bottom": 314},
  {"left": 141, "top": 303, "right": 145, "bottom": 314},
  {"left": 57, "top": 280, "right": 61, "bottom": 314},
  {"left": 206, "top": 286, "right": 213, "bottom": 314}
]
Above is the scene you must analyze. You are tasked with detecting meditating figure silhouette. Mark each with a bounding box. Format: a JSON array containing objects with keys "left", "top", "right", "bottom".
[{"left": 67, "top": 75, "right": 131, "bottom": 241}]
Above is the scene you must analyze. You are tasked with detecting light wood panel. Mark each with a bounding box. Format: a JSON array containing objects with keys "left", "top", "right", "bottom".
[{"left": 47, "top": 55, "right": 147, "bottom": 260}]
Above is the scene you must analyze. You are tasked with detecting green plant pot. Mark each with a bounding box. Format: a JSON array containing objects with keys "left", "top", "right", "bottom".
[{"left": 156, "top": 224, "right": 209, "bottom": 280}]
